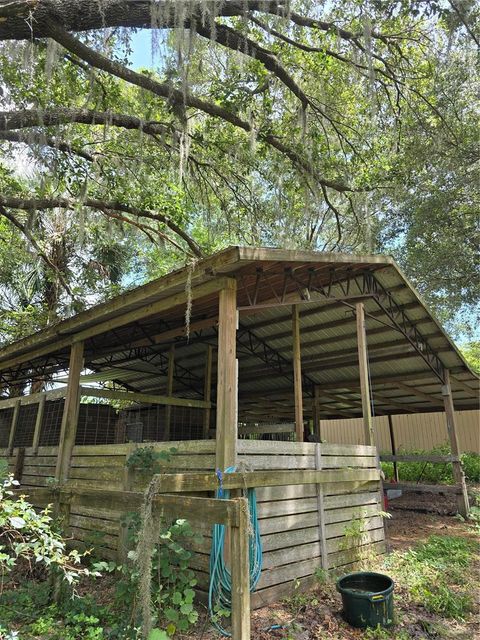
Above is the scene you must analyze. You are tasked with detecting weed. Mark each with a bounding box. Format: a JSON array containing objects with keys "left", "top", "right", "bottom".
[
  {"left": 364, "top": 624, "right": 410, "bottom": 639},
  {"left": 126, "top": 446, "right": 177, "bottom": 474}
]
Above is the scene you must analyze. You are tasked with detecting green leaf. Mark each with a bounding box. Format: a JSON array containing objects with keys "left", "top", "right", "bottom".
[{"left": 147, "top": 630, "right": 170, "bottom": 640}]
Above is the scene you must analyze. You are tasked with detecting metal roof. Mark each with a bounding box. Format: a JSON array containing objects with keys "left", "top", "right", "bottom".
[{"left": 1, "top": 246, "right": 478, "bottom": 419}]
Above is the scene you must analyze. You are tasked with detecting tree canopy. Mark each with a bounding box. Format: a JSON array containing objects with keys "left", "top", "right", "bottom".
[{"left": 0, "top": 0, "right": 478, "bottom": 343}]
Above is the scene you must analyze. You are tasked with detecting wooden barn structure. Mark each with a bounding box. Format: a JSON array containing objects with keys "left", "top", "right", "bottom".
[{"left": 0, "top": 247, "right": 478, "bottom": 632}]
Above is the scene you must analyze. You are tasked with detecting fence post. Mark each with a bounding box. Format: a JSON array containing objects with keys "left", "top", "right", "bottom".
[
  {"left": 53, "top": 490, "right": 72, "bottom": 603},
  {"left": 230, "top": 497, "right": 250, "bottom": 640},
  {"left": 13, "top": 446, "right": 25, "bottom": 482},
  {"left": 55, "top": 341, "right": 84, "bottom": 482},
  {"left": 7, "top": 399, "right": 21, "bottom": 457},
  {"left": 315, "top": 444, "right": 328, "bottom": 570},
  {"left": 32, "top": 395, "right": 46, "bottom": 455},
  {"left": 442, "top": 370, "right": 469, "bottom": 517}
]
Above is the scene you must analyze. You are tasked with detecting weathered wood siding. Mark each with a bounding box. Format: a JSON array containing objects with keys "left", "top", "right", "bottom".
[{"left": 1, "top": 440, "right": 384, "bottom": 607}]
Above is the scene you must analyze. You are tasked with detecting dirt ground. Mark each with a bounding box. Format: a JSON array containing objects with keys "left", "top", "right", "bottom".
[{"left": 178, "top": 498, "right": 480, "bottom": 640}]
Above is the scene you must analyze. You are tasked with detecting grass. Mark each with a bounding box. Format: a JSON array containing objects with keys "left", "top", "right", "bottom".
[
  {"left": 1, "top": 532, "right": 478, "bottom": 639},
  {"left": 381, "top": 444, "right": 480, "bottom": 484},
  {"left": 384, "top": 535, "right": 478, "bottom": 619}
]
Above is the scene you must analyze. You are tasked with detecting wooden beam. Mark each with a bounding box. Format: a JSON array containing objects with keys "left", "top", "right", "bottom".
[
  {"left": 356, "top": 303, "right": 374, "bottom": 446},
  {"left": 55, "top": 342, "right": 84, "bottom": 482},
  {"left": 215, "top": 280, "right": 238, "bottom": 470},
  {"left": 140, "top": 468, "right": 379, "bottom": 493},
  {"left": 0, "top": 388, "right": 66, "bottom": 411},
  {"left": 292, "top": 305, "right": 304, "bottom": 442},
  {"left": 1, "top": 278, "right": 232, "bottom": 373},
  {"left": 32, "top": 394, "right": 46, "bottom": 455},
  {"left": 442, "top": 370, "right": 470, "bottom": 517},
  {"left": 163, "top": 345, "right": 175, "bottom": 441},
  {"left": 80, "top": 386, "right": 211, "bottom": 409},
  {"left": 203, "top": 344, "right": 213, "bottom": 439},
  {"left": 383, "top": 481, "right": 462, "bottom": 495},
  {"left": 381, "top": 454, "right": 459, "bottom": 463},
  {"left": 7, "top": 399, "right": 20, "bottom": 456}
]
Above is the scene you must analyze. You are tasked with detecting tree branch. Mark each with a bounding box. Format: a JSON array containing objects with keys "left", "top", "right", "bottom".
[
  {"left": 0, "top": 129, "right": 94, "bottom": 161},
  {"left": 0, "top": 195, "right": 204, "bottom": 257},
  {"left": 195, "top": 20, "right": 310, "bottom": 107}
]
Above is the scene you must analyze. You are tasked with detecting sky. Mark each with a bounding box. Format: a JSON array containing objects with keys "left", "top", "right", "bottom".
[{"left": 127, "top": 29, "right": 167, "bottom": 69}]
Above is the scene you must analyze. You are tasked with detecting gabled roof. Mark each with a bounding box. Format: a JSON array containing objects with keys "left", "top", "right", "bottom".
[{"left": 1, "top": 247, "right": 478, "bottom": 418}]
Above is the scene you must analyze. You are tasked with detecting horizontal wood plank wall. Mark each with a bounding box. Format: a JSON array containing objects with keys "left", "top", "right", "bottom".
[
  {"left": 2, "top": 441, "right": 384, "bottom": 606},
  {"left": 237, "top": 441, "right": 384, "bottom": 606},
  {"left": 320, "top": 410, "right": 480, "bottom": 454}
]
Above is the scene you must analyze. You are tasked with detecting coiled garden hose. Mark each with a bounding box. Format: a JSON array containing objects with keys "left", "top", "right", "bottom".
[{"left": 208, "top": 466, "right": 262, "bottom": 636}]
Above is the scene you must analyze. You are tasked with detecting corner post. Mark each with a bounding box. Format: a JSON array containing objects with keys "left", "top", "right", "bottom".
[
  {"left": 442, "top": 370, "right": 469, "bottom": 517},
  {"left": 215, "top": 279, "right": 238, "bottom": 470},
  {"left": 230, "top": 497, "right": 250, "bottom": 639},
  {"left": 292, "top": 305, "right": 304, "bottom": 442},
  {"left": 356, "top": 302, "right": 374, "bottom": 446},
  {"left": 55, "top": 341, "right": 84, "bottom": 482}
]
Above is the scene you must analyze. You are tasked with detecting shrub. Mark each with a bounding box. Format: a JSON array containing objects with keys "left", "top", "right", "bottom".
[
  {"left": 98, "top": 513, "right": 200, "bottom": 637},
  {"left": 0, "top": 474, "right": 96, "bottom": 591}
]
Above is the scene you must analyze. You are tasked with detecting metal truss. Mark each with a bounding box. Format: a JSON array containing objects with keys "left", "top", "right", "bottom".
[{"left": 236, "top": 323, "right": 316, "bottom": 398}]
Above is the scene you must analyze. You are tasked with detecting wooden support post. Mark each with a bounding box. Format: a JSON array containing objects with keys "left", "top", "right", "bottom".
[
  {"left": 230, "top": 497, "right": 250, "bottom": 640},
  {"left": 203, "top": 344, "right": 213, "bottom": 439},
  {"left": 163, "top": 345, "right": 175, "bottom": 441},
  {"left": 7, "top": 399, "right": 21, "bottom": 457},
  {"left": 387, "top": 415, "right": 399, "bottom": 482},
  {"left": 442, "top": 370, "right": 469, "bottom": 517},
  {"left": 292, "top": 305, "right": 304, "bottom": 442},
  {"left": 356, "top": 303, "right": 374, "bottom": 446},
  {"left": 53, "top": 494, "right": 72, "bottom": 603},
  {"left": 55, "top": 341, "right": 84, "bottom": 482},
  {"left": 312, "top": 385, "right": 321, "bottom": 442},
  {"left": 32, "top": 395, "right": 46, "bottom": 455},
  {"left": 216, "top": 280, "right": 238, "bottom": 470},
  {"left": 13, "top": 446, "right": 25, "bottom": 482},
  {"left": 315, "top": 444, "right": 329, "bottom": 570}
]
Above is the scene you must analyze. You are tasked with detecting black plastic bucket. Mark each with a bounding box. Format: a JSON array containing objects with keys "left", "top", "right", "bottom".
[{"left": 336, "top": 572, "right": 394, "bottom": 629}]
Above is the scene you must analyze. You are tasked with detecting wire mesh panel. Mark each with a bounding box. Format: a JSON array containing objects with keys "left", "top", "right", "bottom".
[
  {"left": 13, "top": 404, "right": 38, "bottom": 447},
  {"left": 123, "top": 405, "right": 165, "bottom": 442},
  {"left": 120, "top": 404, "right": 205, "bottom": 442},
  {"left": 170, "top": 406, "right": 204, "bottom": 440},
  {"left": 0, "top": 408, "right": 14, "bottom": 448},
  {"left": 76, "top": 403, "right": 117, "bottom": 445},
  {"left": 39, "top": 399, "right": 65, "bottom": 447}
]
